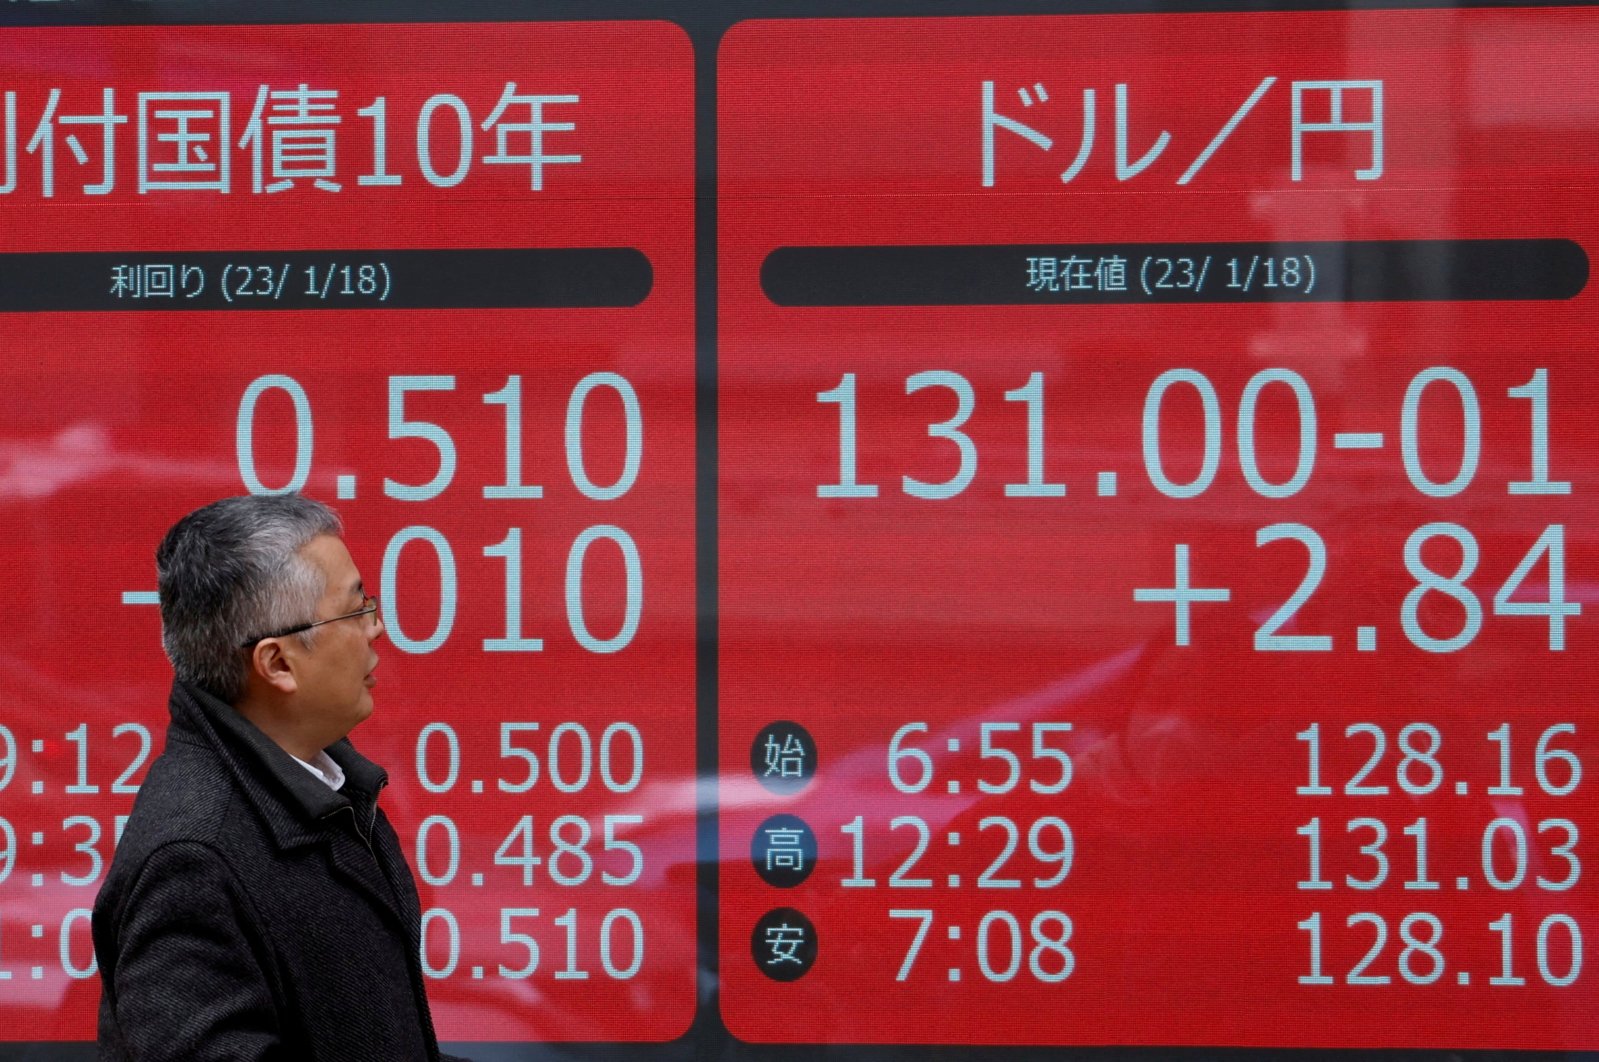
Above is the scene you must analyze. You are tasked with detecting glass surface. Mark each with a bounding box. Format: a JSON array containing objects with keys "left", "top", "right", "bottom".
[
  {"left": 719, "top": 9, "right": 1598, "bottom": 1049},
  {"left": 0, "top": 2, "right": 1594, "bottom": 1057},
  {"left": 0, "top": 18, "right": 696, "bottom": 1046}
]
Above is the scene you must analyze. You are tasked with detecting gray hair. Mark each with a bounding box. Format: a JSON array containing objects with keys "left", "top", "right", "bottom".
[{"left": 155, "top": 494, "right": 343, "bottom": 704}]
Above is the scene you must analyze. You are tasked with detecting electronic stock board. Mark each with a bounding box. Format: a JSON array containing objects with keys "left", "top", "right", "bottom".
[{"left": 1, "top": 1, "right": 1597, "bottom": 1057}]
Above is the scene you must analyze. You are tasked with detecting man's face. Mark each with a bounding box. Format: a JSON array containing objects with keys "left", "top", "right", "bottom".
[{"left": 290, "top": 534, "right": 383, "bottom": 742}]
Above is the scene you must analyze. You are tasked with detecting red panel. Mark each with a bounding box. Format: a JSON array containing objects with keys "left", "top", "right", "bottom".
[
  {"left": 0, "top": 22, "right": 695, "bottom": 1042},
  {"left": 719, "top": 10, "right": 1599, "bottom": 1048}
]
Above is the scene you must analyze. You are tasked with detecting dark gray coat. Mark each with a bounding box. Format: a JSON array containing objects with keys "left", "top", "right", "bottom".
[{"left": 93, "top": 681, "right": 460, "bottom": 1061}]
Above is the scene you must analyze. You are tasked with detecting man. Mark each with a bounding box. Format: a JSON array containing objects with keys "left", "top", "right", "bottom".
[{"left": 93, "top": 494, "right": 465, "bottom": 1061}]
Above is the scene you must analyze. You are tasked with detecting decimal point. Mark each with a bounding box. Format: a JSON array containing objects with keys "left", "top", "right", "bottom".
[
  {"left": 1457, "top": 877, "right": 1470, "bottom": 890},
  {"left": 336, "top": 474, "right": 357, "bottom": 500},
  {"left": 1356, "top": 626, "right": 1378, "bottom": 652},
  {"left": 471, "top": 780, "right": 484, "bottom": 794},
  {"left": 30, "top": 967, "right": 43, "bottom": 981},
  {"left": 30, "top": 740, "right": 42, "bottom": 754},
  {"left": 30, "top": 925, "right": 43, "bottom": 939},
  {"left": 1455, "top": 781, "right": 1468, "bottom": 796},
  {"left": 946, "top": 779, "right": 960, "bottom": 794},
  {"left": 30, "top": 874, "right": 42, "bottom": 887},
  {"left": 946, "top": 738, "right": 960, "bottom": 753},
  {"left": 1097, "top": 471, "right": 1118, "bottom": 497},
  {"left": 948, "top": 967, "right": 961, "bottom": 982},
  {"left": 947, "top": 832, "right": 960, "bottom": 846},
  {"left": 948, "top": 925, "right": 961, "bottom": 941},
  {"left": 947, "top": 875, "right": 961, "bottom": 888},
  {"left": 472, "top": 966, "right": 484, "bottom": 980},
  {"left": 30, "top": 781, "right": 42, "bottom": 795},
  {"left": 472, "top": 873, "right": 484, "bottom": 887},
  {"left": 30, "top": 833, "right": 42, "bottom": 846},
  {"left": 1457, "top": 971, "right": 1470, "bottom": 986}
]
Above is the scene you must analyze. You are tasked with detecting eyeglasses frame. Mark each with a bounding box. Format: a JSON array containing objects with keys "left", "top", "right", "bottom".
[{"left": 240, "top": 594, "right": 379, "bottom": 649}]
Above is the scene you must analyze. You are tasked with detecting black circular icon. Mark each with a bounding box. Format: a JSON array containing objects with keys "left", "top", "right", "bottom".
[
  {"left": 751, "top": 720, "right": 817, "bottom": 795},
  {"left": 750, "top": 814, "right": 818, "bottom": 888},
  {"left": 751, "top": 907, "right": 818, "bottom": 982}
]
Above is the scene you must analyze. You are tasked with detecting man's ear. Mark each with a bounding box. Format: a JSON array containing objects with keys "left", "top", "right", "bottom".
[{"left": 250, "top": 638, "right": 299, "bottom": 696}]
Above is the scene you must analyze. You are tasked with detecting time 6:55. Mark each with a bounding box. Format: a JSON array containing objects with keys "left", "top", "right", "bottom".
[{"left": 888, "top": 722, "right": 1074, "bottom": 796}]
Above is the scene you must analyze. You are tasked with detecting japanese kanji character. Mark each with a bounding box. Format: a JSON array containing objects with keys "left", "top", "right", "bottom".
[
  {"left": 762, "top": 922, "right": 808, "bottom": 966},
  {"left": 480, "top": 82, "right": 580, "bottom": 191},
  {"left": 762, "top": 828, "right": 807, "bottom": 873},
  {"left": 110, "top": 264, "right": 140, "bottom": 298},
  {"left": 1061, "top": 255, "right": 1095, "bottom": 291},
  {"left": 142, "top": 264, "right": 175, "bottom": 298},
  {"left": 1096, "top": 254, "right": 1129, "bottom": 292},
  {"left": 763, "top": 733, "right": 808, "bottom": 779},
  {"left": 28, "top": 88, "right": 126, "bottom": 196},
  {"left": 138, "top": 92, "right": 231, "bottom": 193},
  {"left": 239, "top": 83, "right": 341, "bottom": 193},
  {"left": 1026, "top": 256, "right": 1060, "bottom": 293},
  {"left": 1292, "top": 80, "right": 1383, "bottom": 181}
]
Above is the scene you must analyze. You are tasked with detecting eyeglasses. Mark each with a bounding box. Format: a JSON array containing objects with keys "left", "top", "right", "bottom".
[{"left": 240, "top": 594, "right": 379, "bottom": 648}]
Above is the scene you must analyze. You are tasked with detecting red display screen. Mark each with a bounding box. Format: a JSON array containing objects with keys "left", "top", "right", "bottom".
[
  {"left": 0, "top": 21, "right": 696, "bottom": 1043},
  {"left": 719, "top": 9, "right": 1599, "bottom": 1049},
  {"left": 3, "top": 3, "right": 1599, "bottom": 1056}
]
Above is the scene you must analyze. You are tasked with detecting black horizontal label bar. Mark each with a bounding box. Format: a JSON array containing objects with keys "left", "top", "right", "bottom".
[
  {"left": 761, "top": 240, "right": 1588, "bottom": 307},
  {"left": 0, "top": 248, "right": 652, "bottom": 311}
]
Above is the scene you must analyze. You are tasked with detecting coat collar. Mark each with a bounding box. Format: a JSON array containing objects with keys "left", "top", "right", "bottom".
[{"left": 168, "top": 680, "right": 388, "bottom": 851}]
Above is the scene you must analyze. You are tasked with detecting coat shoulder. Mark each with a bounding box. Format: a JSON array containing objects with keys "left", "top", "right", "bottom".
[{"left": 119, "top": 734, "right": 239, "bottom": 849}]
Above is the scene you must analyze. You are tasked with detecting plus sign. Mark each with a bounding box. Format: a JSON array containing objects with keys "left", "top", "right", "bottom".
[{"left": 1133, "top": 544, "right": 1231, "bottom": 646}]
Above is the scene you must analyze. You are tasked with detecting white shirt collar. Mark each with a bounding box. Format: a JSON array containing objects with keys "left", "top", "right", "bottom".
[{"left": 291, "top": 749, "right": 346, "bottom": 791}]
